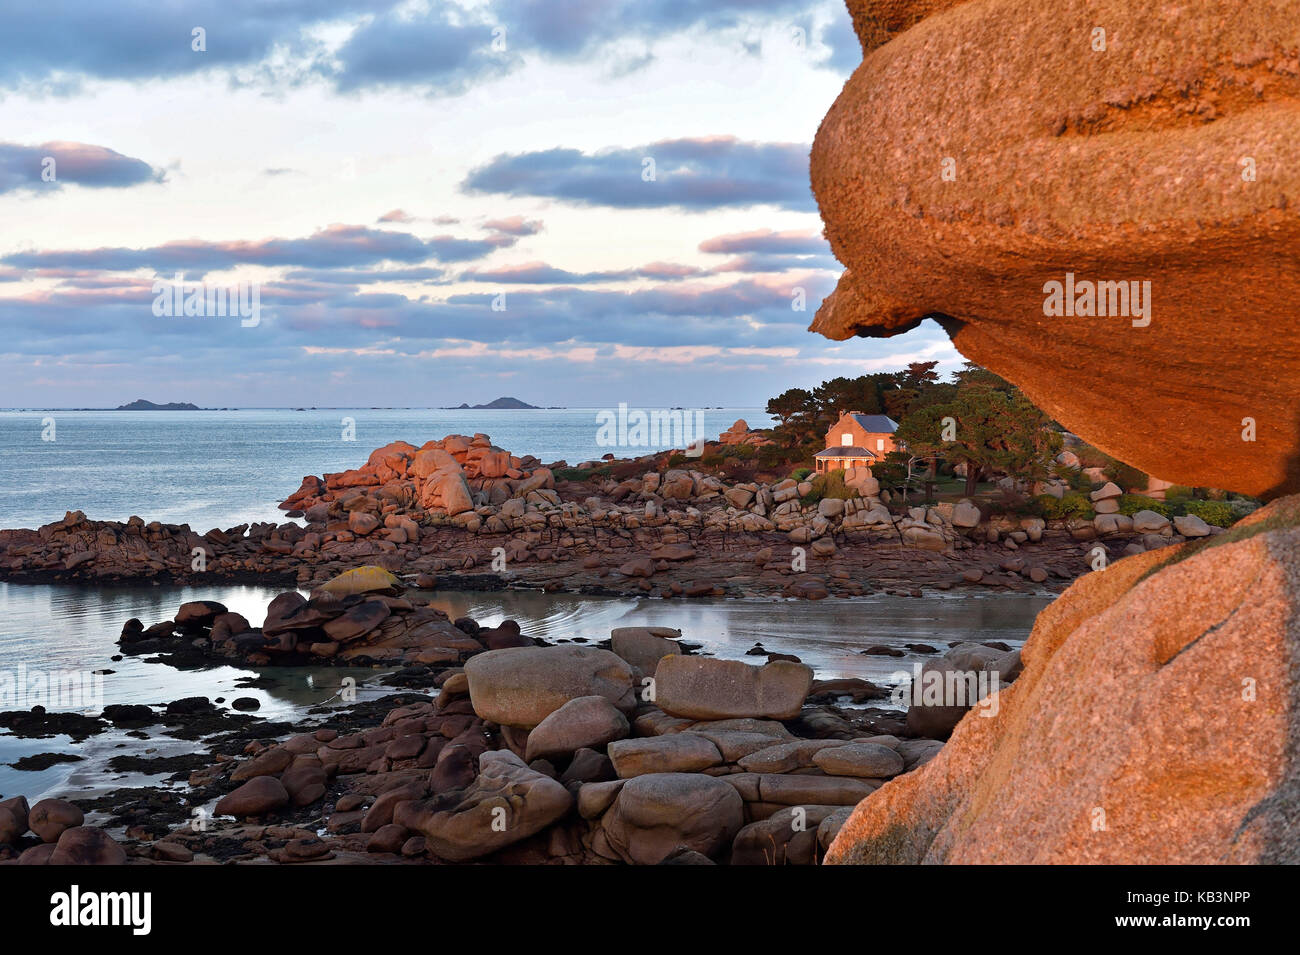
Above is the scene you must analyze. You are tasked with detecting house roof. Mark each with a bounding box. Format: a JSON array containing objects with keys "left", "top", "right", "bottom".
[
  {"left": 815, "top": 446, "right": 877, "bottom": 458},
  {"left": 846, "top": 413, "right": 898, "bottom": 433}
]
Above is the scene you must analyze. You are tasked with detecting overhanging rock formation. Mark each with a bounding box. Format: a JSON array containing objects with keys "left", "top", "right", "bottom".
[
  {"left": 825, "top": 498, "right": 1300, "bottom": 864},
  {"left": 810, "top": 0, "right": 1300, "bottom": 497}
]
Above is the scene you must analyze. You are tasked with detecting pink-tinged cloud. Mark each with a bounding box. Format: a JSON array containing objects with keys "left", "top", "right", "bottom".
[
  {"left": 378, "top": 210, "right": 461, "bottom": 225},
  {"left": 0, "top": 141, "right": 164, "bottom": 195},
  {"left": 2, "top": 224, "right": 512, "bottom": 272},
  {"left": 459, "top": 260, "right": 703, "bottom": 285},
  {"left": 637, "top": 261, "right": 704, "bottom": 279},
  {"left": 698, "top": 228, "right": 828, "bottom": 256},
  {"left": 483, "top": 215, "right": 544, "bottom": 236}
]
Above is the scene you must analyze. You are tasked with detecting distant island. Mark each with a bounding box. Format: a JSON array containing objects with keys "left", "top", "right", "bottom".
[
  {"left": 450, "top": 397, "right": 541, "bottom": 410},
  {"left": 116, "top": 399, "right": 202, "bottom": 411}
]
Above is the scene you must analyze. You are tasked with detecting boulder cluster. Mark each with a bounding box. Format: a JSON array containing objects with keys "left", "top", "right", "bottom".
[
  {"left": 9, "top": 587, "right": 1021, "bottom": 865},
  {"left": 716, "top": 418, "right": 772, "bottom": 448},
  {"left": 168, "top": 631, "right": 944, "bottom": 865},
  {"left": 0, "top": 796, "right": 126, "bottom": 865},
  {"left": 118, "top": 568, "right": 523, "bottom": 667}
]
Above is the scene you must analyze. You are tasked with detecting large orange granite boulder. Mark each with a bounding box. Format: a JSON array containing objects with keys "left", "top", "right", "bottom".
[
  {"left": 811, "top": 0, "right": 1300, "bottom": 497},
  {"left": 825, "top": 497, "right": 1300, "bottom": 864}
]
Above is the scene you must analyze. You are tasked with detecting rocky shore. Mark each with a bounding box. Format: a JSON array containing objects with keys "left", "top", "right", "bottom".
[
  {"left": 0, "top": 432, "right": 1205, "bottom": 600},
  {"left": 1, "top": 568, "right": 1022, "bottom": 865}
]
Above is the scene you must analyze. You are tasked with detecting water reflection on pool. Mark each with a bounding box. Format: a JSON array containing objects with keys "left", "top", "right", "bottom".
[{"left": 0, "top": 581, "right": 1053, "bottom": 797}]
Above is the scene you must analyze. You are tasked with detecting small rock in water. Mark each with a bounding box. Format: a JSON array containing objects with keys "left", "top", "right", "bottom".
[{"left": 232, "top": 697, "right": 260, "bottom": 711}]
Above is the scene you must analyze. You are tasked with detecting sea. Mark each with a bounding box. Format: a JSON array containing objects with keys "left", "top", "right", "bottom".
[
  {"left": 0, "top": 406, "right": 1054, "bottom": 803},
  {"left": 0, "top": 407, "right": 775, "bottom": 531}
]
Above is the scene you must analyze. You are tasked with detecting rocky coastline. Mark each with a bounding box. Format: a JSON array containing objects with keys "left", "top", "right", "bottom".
[
  {"left": 0, "top": 431, "right": 1206, "bottom": 600},
  {"left": 0, "top": 427, "right": 1236, "bottom": 866},
  {"left": 2, "top": 565, "right": 1012, "bottom": 866}
]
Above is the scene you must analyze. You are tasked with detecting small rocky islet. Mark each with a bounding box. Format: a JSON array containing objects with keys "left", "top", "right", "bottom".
[
  {"left": 0, "top": 563, "right": 1011, "bottom": 865},
  {"left": 0, "top": 426, "right": 1205, "bottom": 601}
]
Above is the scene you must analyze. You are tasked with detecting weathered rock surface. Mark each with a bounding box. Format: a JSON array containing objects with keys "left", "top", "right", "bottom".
[
  {"left": 810, "top": 0, "right": 1300, "bottom": 497},
  {"left": 610, "top": 626, "right": 683, "bottom": 675},
  {"left": 47, "top": 827, "right": 127, "bottom": 865},
  {"left": 28, "top": 798, "right": 83, "bottom": 843},
  {"left": 600, "top": 772, "right": 744, "bottom": 865},
  {"left": 827, "top": 497, "right": 1300, "bottom": 863},
  {"left": 654, "top": 656, "right": 813, "bottom": 721},
  {"left": 215, "top": 776, "right": 290, "bottom": 819},
  {"left": 903, "top": 642, "right": 1021, "bottom": 740},
  {"left": 466, "top": 646, "right": 636, "bottom": 729},
  {"left": 524, "top": 695, "right": 630, "bottom": 762},
  {"left": 414, "top": 751, "right": 573, "bottom": 861}
]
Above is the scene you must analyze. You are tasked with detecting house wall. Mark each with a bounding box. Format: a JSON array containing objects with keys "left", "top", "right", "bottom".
[{"left": 826, "top": 415, "right": 896, "bottom": 457}]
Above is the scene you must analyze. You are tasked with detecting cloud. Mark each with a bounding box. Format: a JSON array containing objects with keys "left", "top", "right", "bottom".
[
  {"left": 378, "top": 210, "right": 462, "bottom": 226},
  {"left": 0, "top": 141, "right": 164, "bottom": 195},
  {"left": 697, "top": 230, "right": 838, "bottom": 273},
  {"left": 699, "top": 228, "right": 829, "bottom": 256},
  {"left": 817, "top": 12, "right": 863, "bottom": 74},
  {"left": 713, "top": 253, "right": 841, "bottom": 273},
  {"left": 0, "top": 1, "right": 856, "bottom": 95},
  {"left": 0, "top": 0, "right": 372, "bottom": 88},
  {"left": 2, "top": 224, "right": 511, "bottom": 273},
  {"left": 482, "top": 216, "right": 543, "bottom": 236},
  {"left": 325, "top": 7, "right": 511, "bottom": 94},
  {"left": 458, "top": 261, "right": 701, "bottom": 285},
  {"left": 282, "top": 267, "right": 447, "bottom": 285},
  {"left": 463, "top": 137, "right": 814, "bottom": 212}
]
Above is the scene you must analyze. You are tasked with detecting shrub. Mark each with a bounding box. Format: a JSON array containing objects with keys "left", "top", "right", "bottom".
[
  {"left": 791, "top": 467, "right": 813, "bottom": 481},
  {"left": 610, "top": 460, "right": 647, "bottom": 480},
  {"left": 1072, "top": 441, "right": 1147, "bottom": 491},
  {"left": 1035, "top": 491, "right": 1095, "bottom": 520},
  {"left": 1180, "top": 499, "right": 1235, "bottom": 527},
  {"left": 995, "top": 487, "right": 1038, "bottom": 516},
  {"left": 1117, "top": 494, "right": 1170, "bottom": 519},
  {"left": 551, "top": 467, "right": 594, "bottom": 482},
  {"left": 666, "top": 453, "right": 689, "bottom": 468},
  {"left": 1106, "top": 460, "right": 1149, "bottom": 492},
  {"left": 722, "top": 459, "right": 755, "bottom": 482},
  {"left": 1229, "top": 497, "right": 1261, "bottom": 519},
  {"left": 819, "top": 469, "right": 858, "bottom": 501},
  {"left": 800, "top": 469, "right": 857, "bottom": 506}
]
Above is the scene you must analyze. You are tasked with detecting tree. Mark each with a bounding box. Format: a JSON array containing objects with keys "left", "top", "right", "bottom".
[
  {"left": 895, "top": 383, "right": 1062, "bottom": 497},
  {"left": 901, "top": 361, "right": 941, "bottom": 390},
  {"left": 811, "top": 376, "right": 882, "bottom": 423},
  {"left": 766, "top": 388, "right": 813, "bottom": 430}
]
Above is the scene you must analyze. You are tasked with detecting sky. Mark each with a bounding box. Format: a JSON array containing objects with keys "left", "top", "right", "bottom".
[{"left": 0, "top": 0, "right": 962, "bottom": 409}]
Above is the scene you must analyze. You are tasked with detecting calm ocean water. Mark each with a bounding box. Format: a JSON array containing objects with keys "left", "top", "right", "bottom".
[
  {"left": 0, "top": 407, "right": 773, "bottom": 530},
  {"left": 0, "top": 581, "right": 1049, "bottom": 799}
]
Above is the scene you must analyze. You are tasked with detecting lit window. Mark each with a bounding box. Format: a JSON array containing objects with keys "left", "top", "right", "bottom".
[
  {"left": 841, "top": 433, "right": 852, "bottom": 446},
  {"left": 876, "top": 438, "right": 884, "bottom": 451}
]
